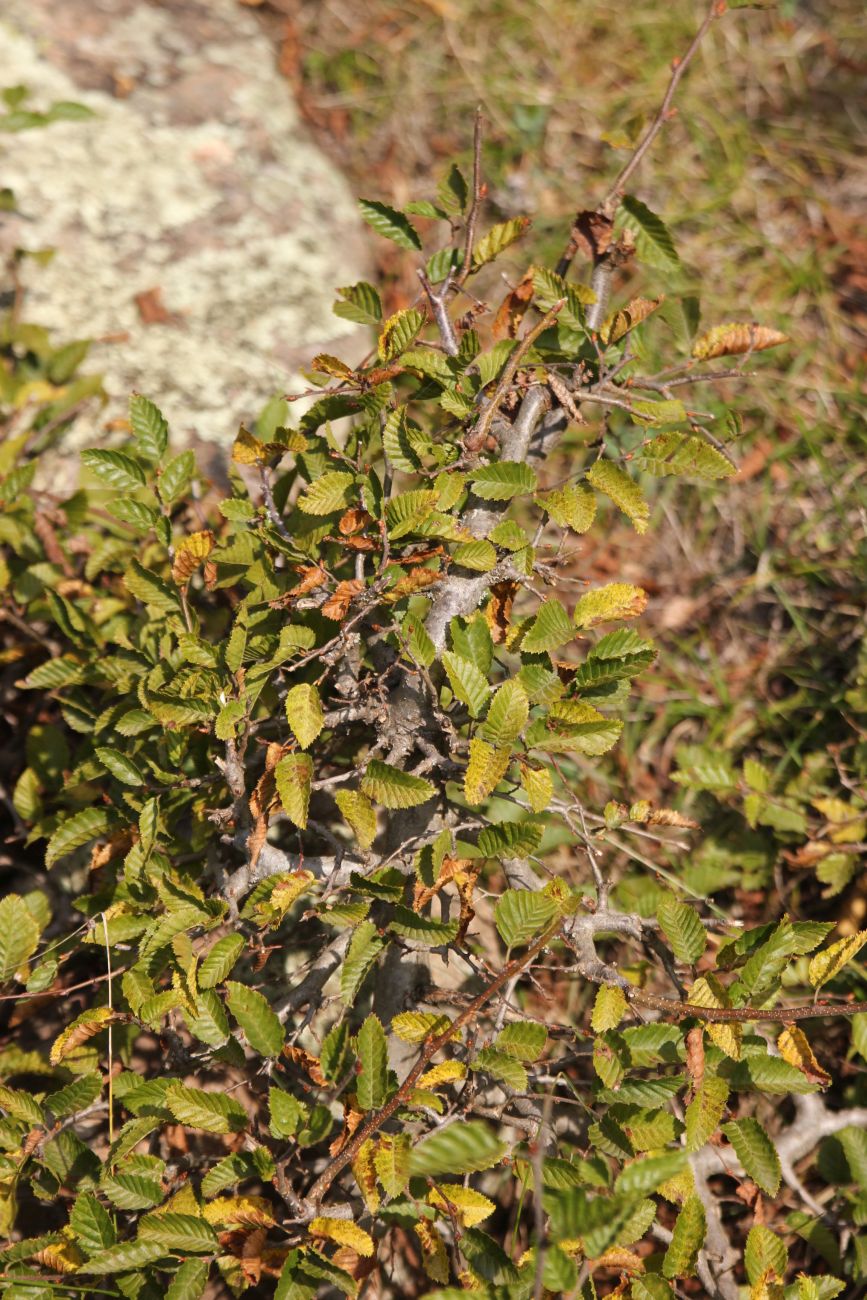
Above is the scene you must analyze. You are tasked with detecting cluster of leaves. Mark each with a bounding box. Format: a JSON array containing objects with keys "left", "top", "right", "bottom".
[{"left": 1, "top": 89, "right": 866, "bottom": 1300}]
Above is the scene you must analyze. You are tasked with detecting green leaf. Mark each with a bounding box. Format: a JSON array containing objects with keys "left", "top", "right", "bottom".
[
  {"left": 495, "top": 1021, "right": 547, "bottom": 1061},
  {"left": 480, "top": 679, "right": 529, "bottom": 746},
  {"left": 284, "top": 682, "right": 324, "bottom": 750},
  {"left": 470, "top": 460, "right": 537, "bottom": 500},
  {"left": 130, "top": 393, "right": 169, "bottom": 463},
  {"left": 226, "top": 981, "right": 285, "bottom": 1057},
  {"left": 522, "top": 598, "right": 573, "bottom": 653},
  {"left": 340, "top": 921, "right": 385, "bottom": 1003},
  {"left": 494, "top": 889, "right": 556, "bottom": 949},
  {"left": 139, "top": 1212, "right": 218, "bottom": 1253},
  {"left": 722, "top": 1118, "right": 781, "bottom": 1196},
  {"left": 275, "top": 752, "right": 313, "bottom": 830},
  {"left": 464, "top": 738, "right": 511, "bottom": 804},
  {"left": 46, "top": 1071, "right": 102, "bottom": 1119},
  {"left": 69, "top": 1192, "right": 116, "bottom": 1253},
  {"left": 410, "top": 1121, "right": 506, "bottom": 1177},
  {"left": 614, "top": 1150, "right": 687, "bottom": 1198},
  {"left": 657, "top": 898, "right": 707, "bottom": 965},
  {"left": 0, "top": 894, "right": 40, "bottom": 981},
  {"left": 165, "top": 1082, "right": 248, "bottom": 1134},
  {"left": 45, "top": 807, "right": 116, "bottom": 868},
  {"left": 379, "top": 308, "right": 425, "bottom": 362},
  {"left": 620, "top": 195, "right": 679, "bottom": 270},
  {"left": 383, "top": 406, "right": 421, "bottom": 473},
  {"left": 721, "top": 1053, "right": 820, "bottom": 1095},
  {"left": 81, "top": 1238, "right": 169, "bottom": 1275},
  {"left": 662, "top": 1194, "right": 705, "bottom": 1278},
  {"left": 166, "top": 1258, "right": 210, "bottom": 1300},
  {"left": 375, "top": 1133, "right": 411, "bottom": 1198},
  {"left": 296, "top": 470, "right": 355, "bottom": 516},
  {"left": 442, "top": 650, "right": 490, "bottom": 718},
  {"left": 124, "top": 558, "right": 183, "bottom": 614},
  {"left": 538, "top": 483, "right": 596, "bottom": 533},
  {"left": 106, "top": 496, "right": 159, "bottom": 529},
  {"left": 95, "top": 746, "right": 144, "bottom": 787},
  {"left": 270, "top": 1087, "right": 307, "bottom": 1138},
  {"left": 81, "top": 448, "right": 147, "bottom": 491},
  {"left": 639, "top": 432, "right": 735, "bottom": 481},
  {"left": 632, "top": 1277, "right": 675, "bottom": 1300},
  {"left": 198, "top": 933, "right": 245, "bottom": 989},
  {"left": 452, "top": 539, "right": 497, "bottom": 571},
  {"left": 472, "top": 217, "right": 531, "bottom": 269},
  {"left": 472, "top": 1046, "right": 528, "bottom": 1091},
  {"left": 356, "top": 1014, "right": 389, "bottom": 1111},
  {"left": 586, "top": 460, "right": 649, "bottom": 534},
  {"left": 591, "top": 985, "right": 627, "bottom": 1032},
  {"left": 335, "top": 789, "right": 378, "bottom": 850},
  {"left": 389, "top": 906, "right": 459, "bottom": 945},
  {"left": 358, "top": 199, "right": 422, "bottom": 250},
  {"left": 333, "top": 280, "right": 382, "bottom": 326},
  {"left": 102, "top": 1169, "right": 164, "bottom": 1210},
  {"left": 361, "top": 760, "right": 435, "bottom": 809},
  {"left": 684, "top": 1075, "right": 729, "bottom": 1151},
  {"left": 159, "top": 449, "right": 196, "bottom": 505},
  {"left": 744, "top": 1225, "right": 788, "bottom": 1287}
]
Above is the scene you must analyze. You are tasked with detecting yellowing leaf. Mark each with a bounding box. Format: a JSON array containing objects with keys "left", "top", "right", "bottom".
[
  {"left": 392, "top": 1011, "right": 452, "bottom": 1043},
  {"left": 309, "top": 1216, "right": 374, "bottom": 1257},
  {"left": 203, "top": 1196, "right": 276, "bottom": 1227},
  {"left": 688, "top": 974, "right": 741, "bottom": 1061},
  {"left": 352, "top": 1139, "right": 380, "bottom": 1213},
  {"left": 692, "top": 322, "right": 788, "bottom": 360},
  {"left": 599, "top": 296, "right": 662, "bottom": 345},
  {"left": 777, "top": 1026, "right": 831, "bottom": 1087},
  {"left": 335, "top": 789, "right": 378, "bottom": 850},
  {"left": 284, "top": 682, "right": 324, "bottom": 750},
  {"left": 50, "top": 1007, "right": 122, "bottom": 1065},
  {"left": 418, "top": 1060, "right": 467, "bottom": 1088},
  {"left": 171, "top": 530, "right": 214, "bottom": 586},
  {"left": 808, "top": 931, "right": 867, "bottom": 990},
  {"left": 520, "top": 762, "right": 553, "bottom": 813},
  {"left": 586, "top": 460, "right": 649, "bottom": 534},
  {"left": 573, "top": 582, "right": 647, "bottom": 630},
  {"left": 428, "top": 1183, "right": 495, "bottom": 1227},
  {"left": 464, "top": 738, "right": 511, "bottom": 805},
  {"left": 232, "top": 426, "right": 267, "bottom": 465},
  {"left": 415, "top": 1219, "right": 449, "bottom": 1283},
  {"left": 378, "top": 308, "right": 425, "bottom": 362},
  {"left": 591, "top": 985, "right": 626, "bottom": 1032},
  {"left": 274, "top": 753, "right": 312, "bottom": 830}
]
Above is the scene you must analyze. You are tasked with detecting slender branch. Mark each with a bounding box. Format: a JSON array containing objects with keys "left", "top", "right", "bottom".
[
  {"left": 455, "top": 107, "right": 484, "bottom": 289},
  {"left": 600, "top": 0, "right": 723, "bottom": 216},
  {"left": 304, "top": 920, "right": 559, "bottom": 1208},
  {"left": 465, "top": 302, "right": 563, "bottom": 454}
]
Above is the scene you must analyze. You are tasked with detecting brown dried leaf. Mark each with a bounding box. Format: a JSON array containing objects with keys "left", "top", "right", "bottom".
[
  {"left": 686, "top": 1026, "right": 705, "bottom": 1092},
  {"left": 385, "top": 566, "right": 441, "bottom": 602},
  {"left": 321, "top": 578, "right": 364, "bottom": 621},
  {"left": 600, "top": 295, "right": 663, "bottom": 345},
  {"left": 486, "top": 580, "right": 517, "bottom": 644},
  {"left": 339, "top": 507, "right": 372, "bottom": 536},
  {"left": 283, "top": 1043, "right": 327, "bottom": 1087},
  {"left": 777, "top": 1025, "right": 831, "bottom": 1088},
  {"left": 691, "top": 322, "right": 789, "bottom": 361},
  {"left": 492, "top": 270, "right": 535, "bottom": 341},
  {"left": 172, "top": 530, "right": 215, "bottom": 586}
]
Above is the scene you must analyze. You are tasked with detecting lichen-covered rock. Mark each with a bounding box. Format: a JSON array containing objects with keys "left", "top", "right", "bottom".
[{"left": 0, "top": 0, "right": 367, "bottom": 452}]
